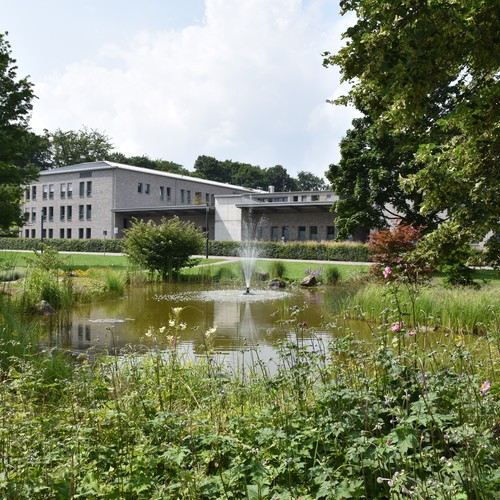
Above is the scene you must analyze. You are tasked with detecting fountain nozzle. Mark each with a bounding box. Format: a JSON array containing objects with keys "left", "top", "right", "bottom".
[{"left": 244, "top": 287, "right": 251, "bottom": 295}]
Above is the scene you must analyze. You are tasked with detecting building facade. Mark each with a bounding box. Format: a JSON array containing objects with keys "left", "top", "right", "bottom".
[{"left": 20, "top": 160, "right": 366, "bottom": 243}]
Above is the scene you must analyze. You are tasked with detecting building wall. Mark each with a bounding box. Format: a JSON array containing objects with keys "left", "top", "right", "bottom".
[
  {"left": 21, "top": 168, "right": 115, "bottom": 240},
  {"left": 214, "top": 195, "right": 243, "bottom": 241}
]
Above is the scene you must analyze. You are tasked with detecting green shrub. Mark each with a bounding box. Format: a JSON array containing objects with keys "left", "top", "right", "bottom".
[
  {"left": 270, "top": 260, "right": 287, "bottom": 278},
  {"left": 325, "top": 266, "right": 341, "bottom": 285}
]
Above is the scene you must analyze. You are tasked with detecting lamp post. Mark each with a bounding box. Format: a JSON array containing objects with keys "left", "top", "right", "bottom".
[
  {"left": 205, "top": 204, "right": 209, "bottom": 259},
  {"left": 40, "top": 214, "right": 46, "bottom": 250},
  {"left": 103, "top": 230, "right": 107, "bottom": 255}
]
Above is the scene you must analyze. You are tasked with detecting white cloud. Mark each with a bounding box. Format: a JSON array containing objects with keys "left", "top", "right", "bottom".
[{"left": 29, "top": 0, "right": 357, "bottom": 178}]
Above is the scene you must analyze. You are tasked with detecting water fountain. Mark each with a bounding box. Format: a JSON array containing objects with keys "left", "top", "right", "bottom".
[{"left": 239, "top": 214, "right": 262, "bottom": 295}]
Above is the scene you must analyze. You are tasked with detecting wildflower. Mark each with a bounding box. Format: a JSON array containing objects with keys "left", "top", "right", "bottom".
[
  {"left": 301, "top": 321, "right": 307, "bottom": 329},
  {"left": 383, "top": 266, "right": 392, "bottom": 278},
  {"left": 145, "top": 327, "right": 154, "bottom": 338},
  {"left": 159, "top": 326, "right": 166, "bottom": 334},
  {"left": 179, "top": 322, "right": 187, "bottom": 331},
  {"left": 168, "top": 320, "right": 175, "bottom": 327},
  {"left": 479, "top": 381, "right": 491, "bottom": 395},
  {"left": 391, "top": 321, "right": 403, "bottom": 332},
  {"left": 408, "top": 330, "right": 416, "bottom": 337},
  {"left": 204, "top": 326, "right": 217, "bottom": 339},
  {"left": 172, "top": 307, "right": 183, "bottom": 315}
]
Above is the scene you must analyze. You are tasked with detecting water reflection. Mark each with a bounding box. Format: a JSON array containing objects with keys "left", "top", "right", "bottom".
[{"left": 41, "top": 283, "right": 372, "bottom": 361}]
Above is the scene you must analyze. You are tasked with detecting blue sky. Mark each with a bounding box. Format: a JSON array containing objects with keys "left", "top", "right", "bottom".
[{"left": 2, "top": 0, "right": 359, "bottom": 178}]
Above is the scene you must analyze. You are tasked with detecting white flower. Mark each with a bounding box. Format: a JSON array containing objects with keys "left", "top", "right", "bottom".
[
  {"left": 159, "top": 326, "right": 166, "bottom": 334},
  {"left": 179, "top": 322, "right": 187, "bottom": 331},
  {"left": 169, "top": 320, "right": 175, "bottom": 327},
  {"left": 145, "top": 327, "right": 154, "bottom": 338}
]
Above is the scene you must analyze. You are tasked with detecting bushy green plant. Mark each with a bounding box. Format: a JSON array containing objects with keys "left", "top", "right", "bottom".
[
  {"left": 325, "top": 265, "right": 341, "bottom": 285},
  {"left": 270, "top": 260, "right": 287, "bottom": 279},
  {"left": 124, "top": 216, "right": 204, "bottom": 280}
]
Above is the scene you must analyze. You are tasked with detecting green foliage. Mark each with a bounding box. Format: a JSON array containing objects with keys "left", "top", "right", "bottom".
[
  {"left": 124, "top": 217, "right": 204, "bottom": 280},
  {"left": 325, "top": 266, "right": 341, "bottom": 285},
  {"left": 48, "top": 127, "right": 114, "bottom": 167},
  {"left": 0, "top": 299, "right": 497, "bottom": 498},
  {"left": 270, "top": 260, "right": 287, "bottom": 279},
  {"left": 0, "top": 236, "right": 124, "bottom": 253},
  {"left": 324, "top": 0, "right": 500, "bottom": 260},
  {"left": 0, "top": 33, "right": 42, "bottom": 230}
]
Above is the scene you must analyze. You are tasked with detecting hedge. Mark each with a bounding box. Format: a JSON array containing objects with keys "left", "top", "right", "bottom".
[{"left": 0, "top": 238, "right": 370, "bottom": 262}]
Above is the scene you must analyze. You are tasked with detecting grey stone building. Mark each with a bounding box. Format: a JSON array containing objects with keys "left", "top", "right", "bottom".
[{"left": 20, "top": 160, "right": 366, "bottom": 243}]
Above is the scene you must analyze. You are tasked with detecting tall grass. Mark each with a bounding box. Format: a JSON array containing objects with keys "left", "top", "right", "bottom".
[{"left": 348, "top": 281, "right": 499, "bottom": 333}]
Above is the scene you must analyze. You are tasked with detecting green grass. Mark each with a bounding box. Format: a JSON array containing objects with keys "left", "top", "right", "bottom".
[{"left": 182, "top": 259, "right": 370, "bottom": 282}]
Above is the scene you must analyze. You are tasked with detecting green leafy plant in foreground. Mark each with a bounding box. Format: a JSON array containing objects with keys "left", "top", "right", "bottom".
[{"left": 0, "top": 283, "right": 498, "bottom": 498}]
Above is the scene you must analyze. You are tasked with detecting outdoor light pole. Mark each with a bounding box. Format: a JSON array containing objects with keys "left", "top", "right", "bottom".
[
  {"left": 205, "top": 204, "right": 209, "bottom": 259},
  {"left": 40, "top": 214, "right": 46, "bottom": 249}
]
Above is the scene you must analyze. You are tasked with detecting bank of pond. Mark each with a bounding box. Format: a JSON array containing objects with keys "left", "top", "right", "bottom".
[{"left": 0, "top": 253, "right": 498, "bottom": 498}]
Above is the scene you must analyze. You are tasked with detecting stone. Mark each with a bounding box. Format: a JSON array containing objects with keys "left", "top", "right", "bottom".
[
  {"left": 300, "top": 275, "right": 317, "bottom": 287},
  {"left": 269, "top": 278, "right": 286, "bottom": 288}
]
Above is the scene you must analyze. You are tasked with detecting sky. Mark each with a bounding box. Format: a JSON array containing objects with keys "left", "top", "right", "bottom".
[{"left": 2, "top": 0, "right": 359, "bottom": 179}]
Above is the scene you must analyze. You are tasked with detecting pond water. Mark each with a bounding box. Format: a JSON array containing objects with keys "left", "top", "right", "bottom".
[{"left": 42, "top": 282, "right": 372, "bottom": 365}]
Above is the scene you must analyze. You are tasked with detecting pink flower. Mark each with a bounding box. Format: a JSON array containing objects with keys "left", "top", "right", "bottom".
[
  {"left": 408, "top": 330, "right": 416, "bottom": 337},
  {"left": 479, "top": 381, "right": 491, "bottom": 395},
  {"left": 300, "top": 321, "right": 307, "bottom": 329},
  {"left": 383, "top": 266, "right": 392, "bottom": 278},
  {"left": 391, "top": 322, "right": 403, "bottom": 332}
]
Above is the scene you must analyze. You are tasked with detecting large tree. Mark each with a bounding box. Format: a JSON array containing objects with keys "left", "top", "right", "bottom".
[
  {"left": 0, "top": 32, "right": 41, "bottom": 230},
  {"left": 324, "top": 0, "right": 499, "bottom": 256},
  {"left": 48, "top": 127, "right": 115, "bottom": 167},
  {"left": 296, "top": 171, "right": 327, "bottom": 191}
]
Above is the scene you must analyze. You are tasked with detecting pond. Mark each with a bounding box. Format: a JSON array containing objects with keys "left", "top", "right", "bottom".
[{"left": 41, "top": 282, "right": 372, "bottom": 365}]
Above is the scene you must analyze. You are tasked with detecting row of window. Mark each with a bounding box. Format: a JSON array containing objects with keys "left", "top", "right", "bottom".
[
  {"left": 138, "top": 183, "right": 215, "bottom": 205},
  {"left": 24, "top": 227, "right": 92, "bottom": 239},
  {"left": 256, "top": 194, "right": 331, "bottom": 203},
  {"left": 25, "top": 182, "right": 93, "bottom": 201},
  {"left": 27, "top": 205, "right": 92, "bottom": 223},
  {"left": 269, "top": 225, "right": 336, "bottom": 242}
]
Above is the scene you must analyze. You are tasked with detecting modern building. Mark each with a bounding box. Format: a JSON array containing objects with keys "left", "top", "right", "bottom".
[{"left": 20, "top": 160, "right": 365, "bottom": 242}]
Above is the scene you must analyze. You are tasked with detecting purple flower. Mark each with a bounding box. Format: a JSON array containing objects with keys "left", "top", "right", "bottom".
[
  {"left": 301, "top": 321, "right": 307, "bottom": 329},
  {"left": 408, "top": 330, "right": 416, "bottom": 337},
  {"left": 479, "top": 381, "right": 491, "bottom": 395},
  {"left": 391, "top": 322, "right": 403, "bottom": 332},
  {"left": 383, "top": 266, "right": 392, "bottom": 279}
]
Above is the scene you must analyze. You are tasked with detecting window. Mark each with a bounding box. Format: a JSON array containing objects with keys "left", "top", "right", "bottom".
[
  {"left": 205, "top": 193, "right": 210, "bottom": 204},
  {"left": 301, "top": 195, "right": 307, "bottom": 201},
  {"left": 79, "top": 171, "right": 92, "bottom": 178},
  {"left": 60, "top": 206, "right": 65, "bottom": 221},
  {"left": 60, "top": 228, "right": 65, "bottom": 238},
  {"left": 282, "top": 226, "right": 289, "bottom": 241},
  {"left": 48, "top": 207, "right": 54, "bottom": 221},
  {"left": 31, "top": 229, "right": 35, "bottom": 238},
  {"left": 180, "top": 189, "right": 185, "bottom": 203},
  {"left": 79, "top": 228, "right": 84, "bottom": 239},
  {"left": 31, "top": 208, "right": 36, "bottom": 223},
  {"left": 292, "top": 195, "right": 299, "bottom": 202},
  {"left": 138, "top": 182, "right": 143, "bottom": 193},
  {"left": 32, "top": 186, "right": 37, "bottom": 200},
  {"left": 187, "top": 190, "right": 191, "bottom": 204},
  {"left": 327, "top": 226, "right": 335, "bottom": 240},
  {"left": 298, "top": 226, "right": 306, "bottom": 240},
  {"left": 25, "top": 188, "right": 30, "bottom": 200},
  {"left": 49, "top": 184, "right": 54, "bottom": 200},
  {"left": 79, "top": 205, "right": 84, "bottom": 221},
  {"left": 43, "top": 185, "right": 48, "bottom": 200},
  {"left": 66, "top": 228, "right": 72, "bottom": 239},
  {"left": 160, "top": 186, "right": 165, "bottom": 200},
  {"left": 48, "top": 228, "right": 53, "bottom": 238},
  {"left": 79, "top": 182, "right": 85, "bottom": 197},
  {"left": 25, "top": 229, "right": 29, "bottom": 238},
  {"left": 311, "top": 194, "right": 319, "bottom": 201},
  {"left": 86, "top": 228, "right": 91, "bottom": 239},
  {"left": 271, "top": 226, "right": 279, "bottom": 241},
  {"left": 86, "top": 181, "right": 92, "bottom": 196},
  {"left": 42, "top": 207, "right": 47, "bottom": 219},
  {"left": 166, "top": 187, "right": 171, "bottom": 201},
  {"left": 310, "top": 226, "right": 318, "bottom": 240},
  {"left": 67, "top": 183, "right": 73, "bottom": 198},
  {"left": 86, "top": 204, "right": 92, "bottom": 220},
  {"left": 42, "top": 228, "right": 47, "bottom": 239},
  {"left": 67, "top": 205, "right": 73, "bottom": 221},
  {"left": 60, "top": 183, "right": 66, "bottom": 199},
  {"left": 145, "top": 183, "right": 150, "bottom": 194}
]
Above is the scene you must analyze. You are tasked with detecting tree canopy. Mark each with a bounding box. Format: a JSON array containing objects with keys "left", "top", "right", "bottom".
[
  {"left": 123, "top": 217, "right": 204, "bottom": 280},
  {"left": 324, "top": 0, "right": 500, "bottom": 256},
  {"left": 0, "top": 32, "right": 41, "bottom": 230}
]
